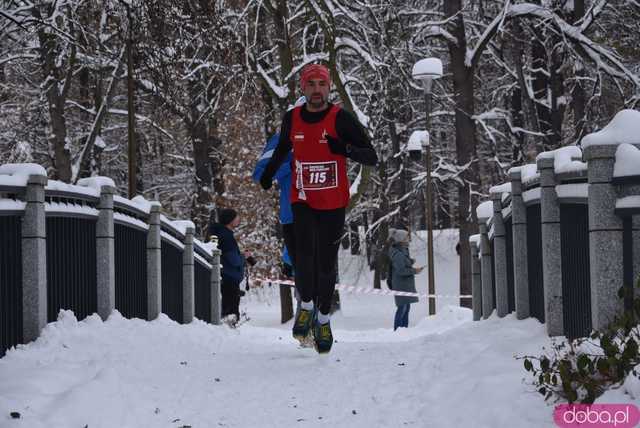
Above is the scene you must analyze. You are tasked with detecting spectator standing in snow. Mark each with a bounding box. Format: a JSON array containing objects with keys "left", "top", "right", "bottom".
[
  {"left": 388, "top": 228, "right": 423, "bottom": 331},
  {"left": 259, "top": 63, "right": 378, "bottom": 353},
  {"left": 209, "top": 208, "right": 247, "bottom": 325}
]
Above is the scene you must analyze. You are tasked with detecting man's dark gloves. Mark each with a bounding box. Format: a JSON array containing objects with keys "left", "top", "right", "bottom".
[
  {"left": 260, "top": 172, "right": 273, "bottom": 190},
  {"left": 326, "top": 135, "right": 351, "bottom": 157}
]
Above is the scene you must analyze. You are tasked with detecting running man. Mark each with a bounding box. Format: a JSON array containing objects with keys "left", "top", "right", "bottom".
[{"left": 259, "top": 63, "right": 377, "bottom": 353}]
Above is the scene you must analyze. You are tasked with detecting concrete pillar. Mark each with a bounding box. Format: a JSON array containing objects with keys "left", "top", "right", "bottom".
[
  {"left": 617, "top": 183, "right": 640, "bottom": 299},
  {"left": 537, "top": 157, "right": 563, "bottom": 336},
  {"left": 479, "top": 220, "right": 494, "bottom": 318},
  {"left": 470, "top": 237, "right": 482, "bottom": 321},
  {"left": 584, "top": 145, "right": 623, "bottom": 330},
  {"left": 21, "top": 174, "right": 47, "bottom": 343},
  {"left": 147, "top": 204, "right": 162, "bottom": 320},
  {"left": 182, "top": 226, "right": 195, "bottom": 324},
  {"left": 491, "top": 192, "right": 509, "bottom": 317},
  {"left": 509, "top": 169, "right": 530, "bottom": 319},
  {"left": 96, "top": 185, "right": 115, "bottom": 321},
  {"left": 634, "top": 216, "right": 640, "bottom": 290},
  {"left": 210, "top": 237, "right": 221, "bottom": 325}
]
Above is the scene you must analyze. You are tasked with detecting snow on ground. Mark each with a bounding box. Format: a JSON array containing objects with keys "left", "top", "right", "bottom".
[{"left": 0, "top": 229, "right": 637, "bottom": 428}]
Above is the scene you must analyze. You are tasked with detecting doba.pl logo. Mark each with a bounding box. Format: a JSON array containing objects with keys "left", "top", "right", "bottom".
[{"left": 554, "top": 404, "right": 640, "bottom": 427}]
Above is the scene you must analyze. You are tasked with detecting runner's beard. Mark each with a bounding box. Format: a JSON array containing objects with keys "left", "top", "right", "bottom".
[{"left": 308, "top": 93, "right": 327, "bottom": 109}]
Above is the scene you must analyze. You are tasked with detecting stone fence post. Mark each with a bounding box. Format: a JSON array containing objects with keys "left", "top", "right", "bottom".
[
  {"left": 470, "top": 236, "right": 482, "bottom": 321},
  {"left": 147, "top": 204, "right": 162, "bottom": 320},
  {"left": 537, "top": 157, "right": 563, "bottom": 336},
  {"left": 22, "top": 174, "right": 47, "bottom": 343},
  {"left": 182, "top": 226, "right": 195, "bottom": 324},
  {"left": 491, "top": 192, "right": 509, "bottom": 317},
  {"left": 96, "top": 185, "right": 116, "bottom": 321},
  {"left": 510, "top": 169, "right": 530, "bottom": 320},
  {"left": 210, "top": 237, "right": 221, "bottom": 325},
  {"left": 478, "top": 218, "right": 494, "bottom": 318},
  {"left": 635, "top": 216, "right": 640, "bottom": 288},
  {"left": 584, "top": 145, "right": 626, "bottom": 330}
]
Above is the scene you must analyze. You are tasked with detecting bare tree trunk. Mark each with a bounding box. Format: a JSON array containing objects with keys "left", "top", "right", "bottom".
[
  {"left": 530, "top": 30, "right": 551, "bottom": 151},
  {"left": 549, "top": 46, "right": 565, "bottom": 149},
  {"left": 190, "top": 114, "right": 222, "bottom": 236},
  {"left": 386, "top": 115, "right": 408, "bottom": 226},
  {"left": 444, "top": 0, "right": 480, "bottom": 308},
  {"left": 511, "top": 21, "right": 542, "bottom": 161},
  {"left": 35, "top": 6, "right": 74, "bottom": 182},
  {"left": 372, "top": 155, "right": 390, "bottom": 289},
  {"left": 74, "top": 47, "right": 125, "bottom": 182},
  {"left": 274, "top": 0, "right": 296, "bottom": 107},
  {"left": 572, "top": 0, "right": 587, "bottom": 142}
]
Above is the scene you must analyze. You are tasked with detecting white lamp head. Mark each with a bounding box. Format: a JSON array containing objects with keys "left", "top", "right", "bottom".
[{"left": 412, "top": 58, "right": 443, "bottom": 81}]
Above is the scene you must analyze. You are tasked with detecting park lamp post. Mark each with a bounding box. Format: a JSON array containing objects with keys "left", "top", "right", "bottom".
[{"left": 412, "top": 57, "right": 443, "bottom": 316}]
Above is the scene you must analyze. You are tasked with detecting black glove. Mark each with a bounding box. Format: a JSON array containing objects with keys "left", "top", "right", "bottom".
[
  {"left": 260, "top": 171, "right": 273, "bottom": 190},
  {"left": 326, "top": 135, "right": 351, "bottom": 157}
]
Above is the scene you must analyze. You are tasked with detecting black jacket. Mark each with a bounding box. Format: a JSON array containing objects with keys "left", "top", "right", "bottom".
[{"left": 263, "top": 103, "right": 378, "bottom": 182}]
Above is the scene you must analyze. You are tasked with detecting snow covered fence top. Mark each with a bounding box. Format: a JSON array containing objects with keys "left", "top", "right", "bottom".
[
  {"left": 0, "top": 163, "right": 46, "bottom": 187},
  {"left": 489, "top": 182, "right": 511, "bottom": 196},
  {"left": 581, "top": 109, "right": 640, "bottom": 148},
  {"left": 614, "top": 144, "right": 640, "bottom": 179},
  {"left": 113, "top": 194, "right": 161, "bottom": 216},
  {"left": 509, "top": 163, "right": 539, "bottom": 185},
  {"left": 536, "top": 145, "right": 586, "bottom": 175},
  {"left": 46, "top": 179, "right": 101, "bottom": 199},
  {"left": 476, "top": 201, "right": 493, "bottom": 220},
  {"left": 0, "top": 163, "right": 215, "bottom": 251}
]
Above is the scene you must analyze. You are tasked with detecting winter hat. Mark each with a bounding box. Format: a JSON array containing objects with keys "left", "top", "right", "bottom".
[
  {"left": 389, "top": 228, "right": 410, "bottom": 244},
  {"left": 218, "top": 208, "right": 238, "bottom": 226},
  {"left": 300, "top": 64, "right": 330, "bottom": 90}
]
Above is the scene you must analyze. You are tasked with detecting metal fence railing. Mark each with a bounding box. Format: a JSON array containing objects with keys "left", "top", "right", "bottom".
[
  {"left": 504, "top": 217, "right": 515, "bottom": 313},
  {"left": 526, "top": 204, "right": 545, "bottom": 324},
  {"left": 559, "top": 203, "right": 592, "bottom": 338},
  {"left": 46, "top": 216, "right": 98, "bottom": 322},
  {"left": 471, "top": 114, "right": 640, "bottom": 338},
  {"left": 0, "top": 166, "right": 221, "bottom": 356},
  {"left": 161, "top": 236, "right": 184, "bottom": 324},
  {"left": 1, "top": 215, "right": 22, "bottom": 357},
  {"left": 194, "top": 257, "right": 213, "bottom": 323},
  {"left": 114, "top": 223, "right": 148, "bottom": 320}
]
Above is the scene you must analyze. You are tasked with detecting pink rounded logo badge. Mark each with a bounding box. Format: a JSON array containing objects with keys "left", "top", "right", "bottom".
[{"left": 554, "top": 404, "right": 640, "bottom": 428}]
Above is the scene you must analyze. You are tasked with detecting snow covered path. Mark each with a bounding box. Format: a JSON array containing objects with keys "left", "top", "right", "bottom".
[
  {"left": 1, "top": 230, "right": 637, "bottom": 427},
  {"left": 1, "top": 306, "right": 559, "bottom": 428}
]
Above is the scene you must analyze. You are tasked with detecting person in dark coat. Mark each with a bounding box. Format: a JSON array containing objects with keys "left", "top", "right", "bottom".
[
  {"left": 388, "top": 228, "right": 422, "bottom": 330},
  {"left": 209, "top": 208, "right": 245, "bottom": 323}
]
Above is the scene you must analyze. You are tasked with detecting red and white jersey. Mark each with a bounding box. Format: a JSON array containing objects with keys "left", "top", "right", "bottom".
[{"left": 289, "top": 105, "right": 350, "bottom": 210}]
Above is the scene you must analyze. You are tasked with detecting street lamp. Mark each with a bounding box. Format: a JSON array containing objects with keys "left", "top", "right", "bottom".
[{"left": 412, "top": 57, "right": 442, "bottom": 316}]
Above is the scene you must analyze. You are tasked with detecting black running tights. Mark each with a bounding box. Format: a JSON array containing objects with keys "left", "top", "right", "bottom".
[{"left": 292, "top": 203, "right": 345, "bottom": 315}]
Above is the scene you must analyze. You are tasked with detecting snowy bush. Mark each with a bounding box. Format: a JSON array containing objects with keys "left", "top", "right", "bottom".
[{"left": 521, "top": 278, "right": 640, "bottom": 404}]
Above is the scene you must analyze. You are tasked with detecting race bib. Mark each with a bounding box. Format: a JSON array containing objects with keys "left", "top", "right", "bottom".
[{"left": 300, "top": 161, "right": 338, "bottom": 190}]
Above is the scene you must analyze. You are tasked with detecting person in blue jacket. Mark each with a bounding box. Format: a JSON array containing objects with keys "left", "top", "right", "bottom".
[
  {"left": 253, "top": 132, "right": 295, "bottom": 268},
  {"left": 209, "top": 208, "right": 245, "bottom": 322}
]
